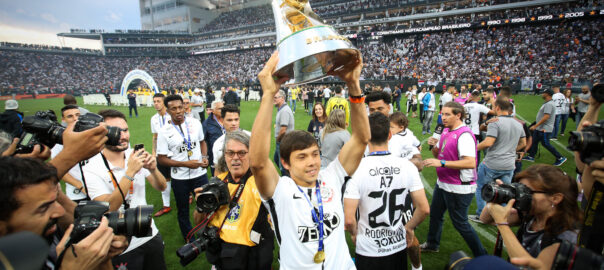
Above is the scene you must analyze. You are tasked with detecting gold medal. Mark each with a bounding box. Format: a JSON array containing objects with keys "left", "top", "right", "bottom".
[
  {"left": 187, "top": 150, "right": 193, "bottom": 157},
  {"left": 313, "top": 250, "right": 325, "bottom": 264}
]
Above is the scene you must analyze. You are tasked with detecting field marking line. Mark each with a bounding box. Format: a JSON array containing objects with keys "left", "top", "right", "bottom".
[{"left": 514, "top": 113, "right": 574, "bottom": 155}]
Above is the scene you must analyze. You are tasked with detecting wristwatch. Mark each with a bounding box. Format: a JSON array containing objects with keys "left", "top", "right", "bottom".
[{"left": 440, "top": 160, "right": 446, "bottom": 167}]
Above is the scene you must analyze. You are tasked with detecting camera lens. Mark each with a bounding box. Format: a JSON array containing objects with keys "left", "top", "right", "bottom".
[
  {"left": 198, "top": 192, "right": 220, "bottom": 213},
  {"left": 105, "top": 205, "right": 153, "bottom": 238},
  {"left": 105, "top": 126, "right": 122, "bottom": 146},
  {"left": 481, "top": 183, "right": 514, "bottom": 204},
  {"left": 176, "top": 239, "right": 204, "bottom": 266}
]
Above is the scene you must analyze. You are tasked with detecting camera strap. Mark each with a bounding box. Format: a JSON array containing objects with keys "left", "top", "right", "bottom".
[
  {"left": 78, "top": 162, "right": 92, "bottom": 201},
  {"left": 218, "top": 171, "right": 250, "bottom": 232},
  {"left": 100, "top": 153, "right": 130, "bottom": 209}
]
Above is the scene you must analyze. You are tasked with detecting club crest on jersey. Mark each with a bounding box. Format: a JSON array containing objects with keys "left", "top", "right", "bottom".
[
  {"left": 320, "top": 182, "right": 334, "bottom": 203},
  {"left": 297, "top": 212, "right": 340, "bottom": 243},
  {"left": 226, "top": 203, "right": 242, "bottom": 223}
]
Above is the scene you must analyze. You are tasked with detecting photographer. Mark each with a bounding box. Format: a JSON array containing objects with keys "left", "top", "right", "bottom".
[
  {"left": 192, "top": 131, "right": 273, "bottom": 269},
  {"left": 480, "top": 164, "right": 581, "bottom": 258},
  {"left": 82, "top": 109, "right": 167, "bottom": 270}
]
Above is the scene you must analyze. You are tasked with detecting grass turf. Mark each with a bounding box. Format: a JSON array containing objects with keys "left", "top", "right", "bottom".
[{"left": 2, "top": 94, "right": 602, "bottom": 269}]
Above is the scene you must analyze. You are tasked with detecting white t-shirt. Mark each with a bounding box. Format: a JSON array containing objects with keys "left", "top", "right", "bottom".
[
  {"left": 212, "top": 129, "right": 252, "bottom": 165},
  {"left": 440, "top": 92, "right": 453, "bottom": 106},
  {"left": 82, "top": 149, "right": 159, "bottom": 254},
  {"left": 263, "top": 159, "right": 355, "bottom": 270},
  {"left": 561, "top": 97, "right": 573, "bottom": 115},
  {"left": 418, "top": 92, "right": 426, "bottom": 105},
  {"left": 323, "top": 88, "right": 331, "bottom": 98},
  {"left": 50, "top": 144, "right": 88, "bottom": 200},
  {"left": 157, "top": 117, "right": 207, "bottom": 179},
  {"left": 436, "top": 126, "right": 477, "bottom": 194},
  {"left": 552, "top": 92, "right": 566, "bottom": 115},
  {"left": 463, "top": 102, "right": 491, "bottom": 135},
  {"left": 344, "top": 154, "right": 423, "bottom": 256},
  {"left": 191, "top": 95, "right": 205, "bottom": 113},
  {"left": 389, "top": 130, "right": 421, "bottom": 160}
]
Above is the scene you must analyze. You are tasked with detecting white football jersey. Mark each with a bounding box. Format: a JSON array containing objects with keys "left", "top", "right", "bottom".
[
  {"left": 552, "top": 93, "right": 566, "bottom": 115},
  {"left": 388, "top": 130, "right": 421, "bottom": 160},
  {"left": 344, "top": 153, "right": 423, "bottom": 257},
  {"left": 463, "top": 102, "right": 491, "bottom": 135},
  {"left": 157, "top": 117, "right": 206, "bottom": 179},
  {"left": 263, "top": 159, "right": 355, "bottom": 270}
]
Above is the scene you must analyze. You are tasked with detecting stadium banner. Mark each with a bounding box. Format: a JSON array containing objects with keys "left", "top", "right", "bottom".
[
  {"left": 119, "top": 69, "right": 159, "bottom": 95},
  {"left": 0, "top": 94, "right": 66, "bottom": 100}
]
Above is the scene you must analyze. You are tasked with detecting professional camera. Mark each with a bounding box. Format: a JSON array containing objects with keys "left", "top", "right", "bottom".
[
  {"left": 16, "top": 112, "right": 122, "bottom": 154},
  {"left": 176, "top": 226, "right": 220, "bottom": 266},
  {"left": 481, "top": 182, "right": 533, "bottom": 212},
  {"left": 552, "top": 240, "right": 604, "bottom": 270},
  {"left": 196, "top": 177, "right": 230, "bottom": 213},
  {"left": 445, "top": 250, "right": 472, "bottom": 270},
  {"left": 568, "top": 120, "right": 604, "bottom": 164},
  {"left": 70, "top": 201, "right": 154, "bottom": 243}
]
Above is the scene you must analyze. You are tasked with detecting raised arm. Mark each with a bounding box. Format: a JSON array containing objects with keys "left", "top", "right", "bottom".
[
  {"left": 333, "top": 52, "right": 370, "bottom": 175},
  {"left": 250, "top": 52, "right": 289, "bottom": 199}
]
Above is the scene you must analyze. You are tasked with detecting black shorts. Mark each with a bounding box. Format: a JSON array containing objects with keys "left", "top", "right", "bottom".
[
  {"left": 356, "top": 249, "right": 407, "bottom": 270},
  {"left": 111, "top": 233, "right": 167, "bottom": 270},
  {"left": 157, "top": 163, "right": 171, "bottom": 180}
]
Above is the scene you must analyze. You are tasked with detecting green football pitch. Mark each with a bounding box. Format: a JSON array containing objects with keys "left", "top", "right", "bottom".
[{"left": 2, "top": 94, "right": 601, "bottom": 269}]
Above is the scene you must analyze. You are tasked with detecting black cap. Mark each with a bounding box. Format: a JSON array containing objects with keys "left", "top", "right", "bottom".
[{"left": 542, "top": 89, "right": 554, "bottom": 96}]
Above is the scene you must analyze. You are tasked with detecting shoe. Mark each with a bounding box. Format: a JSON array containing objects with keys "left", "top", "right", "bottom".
[
  {"left": 468, "top": 214, "right": 483, "bottom": 224},
  {"left": 554, "top": 157, "right": 567, "bottom": 166},
  {"left": 560, "top": 133, "right": 565, "bottom": 137},
  {"left": 550, "top": 137, "right": 557, "bottom": 141},
  {"left": 522, "top": 156, "right": 535, "bottom": 162},
  {"left": 154, "top": 207, "right": 171, "bottom": 217},
  {"left": 419, "top": 242, "right": 439, "bottom": 253}
]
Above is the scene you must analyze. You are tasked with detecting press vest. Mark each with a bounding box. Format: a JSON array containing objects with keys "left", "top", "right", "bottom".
[{"left": 436, "top": 125, "right": 477, "bottom": 185}]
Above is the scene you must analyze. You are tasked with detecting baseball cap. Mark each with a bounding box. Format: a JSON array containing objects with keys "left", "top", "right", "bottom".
[
  {"left": 542, "top": 89, "right": 554, "bottom": 96},
  {"left": 5, "top": 99, "right": 18, "bottom": 110},
  {"left": 194, "top": 89, "right": 201, "bottom": 93}
]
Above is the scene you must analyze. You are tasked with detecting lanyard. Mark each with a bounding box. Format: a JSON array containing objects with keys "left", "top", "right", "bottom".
[
  {"left": 213, "top": 114, "right": 225, "bottom": 133},
  {"left": 172, "top": 120, "right": 192, "bottom": 150},
  {"left": 159, "top": 113, "right": 166, "bottom": 128},
  {"left": 369, "top": 151, "right": 390, "bottom": 156},
  {"left": 296, "top": 180, "right": 325, "bottom": 253}
]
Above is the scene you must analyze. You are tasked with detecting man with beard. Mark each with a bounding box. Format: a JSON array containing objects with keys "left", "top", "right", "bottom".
[
  {"left": 158, "top": 95, "right": 210, "bottom": 242},
  {"left": 83, "top": 109, "right": 168, "bottom": 270},
  {"left": 151, "top": 93, "right": 172, "bottom": 217}
]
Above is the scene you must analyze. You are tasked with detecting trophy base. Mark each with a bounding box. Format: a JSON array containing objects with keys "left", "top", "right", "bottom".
[{"left": 274, "top": 25, "right": 359, "bottom": 86}]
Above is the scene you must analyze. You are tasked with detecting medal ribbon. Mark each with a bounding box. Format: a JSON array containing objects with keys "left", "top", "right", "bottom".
[
  {"left": 368, "top": 151, "right": 391, "bottom": 156},
  {"left": 296, "top": 180, "right": 325, "bottom": 254},
  {"left": 172, "top": 121, "right": 192, "bottom": 150}
]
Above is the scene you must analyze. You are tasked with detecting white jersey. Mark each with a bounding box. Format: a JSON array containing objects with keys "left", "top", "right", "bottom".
[
  {"left": 82, "top": 149, "right": 159, "bottom": 254},
  {"left": 191, "top": 94, "right": 205, "bottom": 114},
  {"left": 463, "top": 102, "right": 491, "bottom": 135},
  {"left": 388, "top": 130, "right": 421, "bottom": 160},
  {"left": 157, "top": 117, "right": 207, "bottom": 179},
  {"left": 50, "top": 144, "right": 88, "bottom": 200},
  {"left": 440, "top": 92, "right": 453, "bottom": 106},
  {"left": 552, "top": 93, "right": 566, "bottom": 115},
  {"left": 561, "top": 97, "right": 573, "bottom": 115},
  {"left": 150, "top": 112, "right": 171, "bottom": 134},
  {"left": 263, "top": 159, "right": 355, "bottom": 270},
  {"left": 418, "top": 92, "right": 426, "bottom": 105},
  {"left": 344, "top": 153, "right": 423, "bottom": 256},
  {"left": 212, "top": 129, "right": 252, "bottom": 165}
]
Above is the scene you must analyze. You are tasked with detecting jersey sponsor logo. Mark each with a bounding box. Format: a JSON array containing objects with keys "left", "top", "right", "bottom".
[
  {"left": 368, "top": 166, "right": 401, "bottom": 176},
  {"left": 297, "top": 211, "right": 340, "bottom": 243},
  {"left": 365, "top": 226, "right": 407, "bottom": 252},
  {"left": 177, "top": 141, "right": 198, "bottom": 154},
  {"left": 226, "top": 202, "right": 242, "bottom": 223}
]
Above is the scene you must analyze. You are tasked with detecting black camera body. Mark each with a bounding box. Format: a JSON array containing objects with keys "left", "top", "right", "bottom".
[
  {"left": 70, "top": 201, "right": 154, "bottom": 243},
  {"left": 74, "top": 113, "right": 121, "bottom": 146},
  {"left": 568, "top": 120, "right": 604, "bottom": 164},
  {"left": 481, "top": 182, "right": 533, "bottom": 212},
  {"left": 16, "top": 110, "right": 63, "bottom": 154},
  {"left": 196, "top": 177, "right": 230, "bottom": 213},
  {"left": 176, "top": 226, "right": 220, "bottom": 266}
]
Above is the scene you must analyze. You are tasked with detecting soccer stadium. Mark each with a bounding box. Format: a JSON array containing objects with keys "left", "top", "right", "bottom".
[{"left": 0, "top": 0, "right": 603, "bottom": 269}]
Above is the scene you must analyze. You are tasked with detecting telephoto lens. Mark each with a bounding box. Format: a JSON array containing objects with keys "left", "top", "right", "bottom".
[
  {"left": 176, "top": 226, "right": 220, "bottom": 266},
  {"left": 481, "top": 182, "right": 533, "bottom": 212},
  {"left": 105, "top": 205, "right": 154, "bottom": 238}
]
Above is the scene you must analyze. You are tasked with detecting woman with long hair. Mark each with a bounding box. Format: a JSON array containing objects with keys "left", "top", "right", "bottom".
[
  {"left": 559, "top": 89, "right": 575, "bottom": 137},
  {"left": 319, "top": 109, "right": 350, "bottom": 168},
  {"left": 307, "top": 102, "right": 327, "bottom": 147},
  {"left": 480, "top": 164, "right": 581, "bottom": 258}
]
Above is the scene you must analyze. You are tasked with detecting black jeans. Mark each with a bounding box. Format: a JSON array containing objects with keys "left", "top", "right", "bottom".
[
  {"left": 172, "top": 175, "right": 208, "bottom": 241},
  {"left": 112, "top": 233, "right": 167, "bottom": 270}
]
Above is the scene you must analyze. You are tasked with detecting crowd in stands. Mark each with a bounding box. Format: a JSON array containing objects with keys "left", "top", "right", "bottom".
[{"left": 1, "top": 19, "right": 601, "bottom": 94}]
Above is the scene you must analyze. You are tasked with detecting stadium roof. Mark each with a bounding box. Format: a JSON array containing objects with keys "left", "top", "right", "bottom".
[{"left": 182, "top": 0, "right": 248, "bottom": 9}]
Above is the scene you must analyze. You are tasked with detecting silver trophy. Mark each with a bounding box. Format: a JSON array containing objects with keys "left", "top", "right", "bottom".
[{"left": 272, "top": 0, "right": 360, "bottom": 86}]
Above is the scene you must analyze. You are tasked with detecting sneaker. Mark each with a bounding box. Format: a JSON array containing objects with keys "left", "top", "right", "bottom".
[
  {"left": 550, "top": 137, "right": 558, "bottom": 141},
  {"left": 554, "top": 157, "right": 567, "bottom": 166},
  {"left": 419, "top": 242, "right": 439, "bottom": 253},
  {"left": 153, "top": 207, "right": 172, "bottom": 217},
  {"left": 468, "top": 214, "right": 484, "bottom": 224},
  {"left": 522, "top": 156, "right": 535, "bottom": 162}
]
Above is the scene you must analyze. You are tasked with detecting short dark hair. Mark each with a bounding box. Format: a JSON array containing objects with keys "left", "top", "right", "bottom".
[
  {"left": 280, "top": 130, "right": 318, "bottom": 165},
  {"left": 0, "top": 157, "right": 58, "bottom": 221},
  {"left": 443, "top": 101, "right": 466, "bottom": 119},
  {"left": 389, "top": 112, "right": 409, "bottom": 129},
  {"left": 153, "top": 93, "right": 165, "bottom": 99},
  {"left": 365, "top": 91, "right": 391, "bottom": 104},
  {"left": 61, "top": 105, "right": 79, "bottom": 116},
  {"left": 334, "top": 86, "right": 342, "bottom": 94},
  {"left": 98, "top": 109, "right": 126, "bottom": 121},
  {"left": 63, "top": 94, "right": 77, "bottom": 105},
  {"left": 164, "top": 94, "right": 183, "bottom": 108},
  {"left": 499, "top": 86, "right": 512, "bottom": 98},
  {"left": 369, "top": 112, "right": 390, "bottom": 145},
  {"left": 221, "top": 104, "right": 240, "bottom": 119},
  {"left": 495, "top": 97, "right": 513, "bottom": 112}
]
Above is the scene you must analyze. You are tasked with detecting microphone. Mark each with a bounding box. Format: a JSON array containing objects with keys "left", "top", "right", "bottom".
[
  {"left": 0, "top": 232, "right": 49, "bottom": 270},
  {"left": 429, "top": 124, "right": 445, "bottom": 150}
]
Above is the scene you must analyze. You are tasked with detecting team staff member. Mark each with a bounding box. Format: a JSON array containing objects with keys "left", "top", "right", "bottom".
[
  {"left": 344, "top": 113, "right": 429, "bottom": 270},
  {"left": 325, "top": 86, "right": 350, "bottom": 125},
  {"left": 83, "top": 109, "right": 167, "bottom": 270},
  {"left": 151, "top": 93, "right": 172, "bottom": 217},
  {"left": 421, "top": 102, "right": 487, "bottom": 257},
  {"left": 194, "top": 131, "right": 274, "bottom": 269},
  {"left": 203, "top": 100, "right": 225, "bottom": 175},
  {"left": 157, "top": 95, "right": 210, "bottom": 242},
  {"left": 250, "top": 51, "right": 369, "bottom": 269}
]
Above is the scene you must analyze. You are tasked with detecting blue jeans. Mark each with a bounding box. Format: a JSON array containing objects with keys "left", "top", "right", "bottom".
[
  {"left": 426, "top": 184, "right": 487, "bottom": 257},
  {"left": 172, "top": 174, "right": 208, "bottom": 242},
  {"left": 559, "top": 113, "right": 569, "bottom": 136},
  {"left": 394, "top": 99, "right": 401, "bottom": 111},
  {"left": 528, "top": 130, "right": 562, "bottom": 160},
  {"left": 423, "top": 110, "right": 434, "bottom": 133},
  {"left": 575, "top": 112, "right": 585, "bottom": 129},
  {"left": 552, "top": 114, "right": 562, "bottom": 138},
  {"left": 290, "top": 99, "right": 297, "bottom": 112},
  {"left": 475, "top": 162, "right": 514, "bottom": 215}
]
